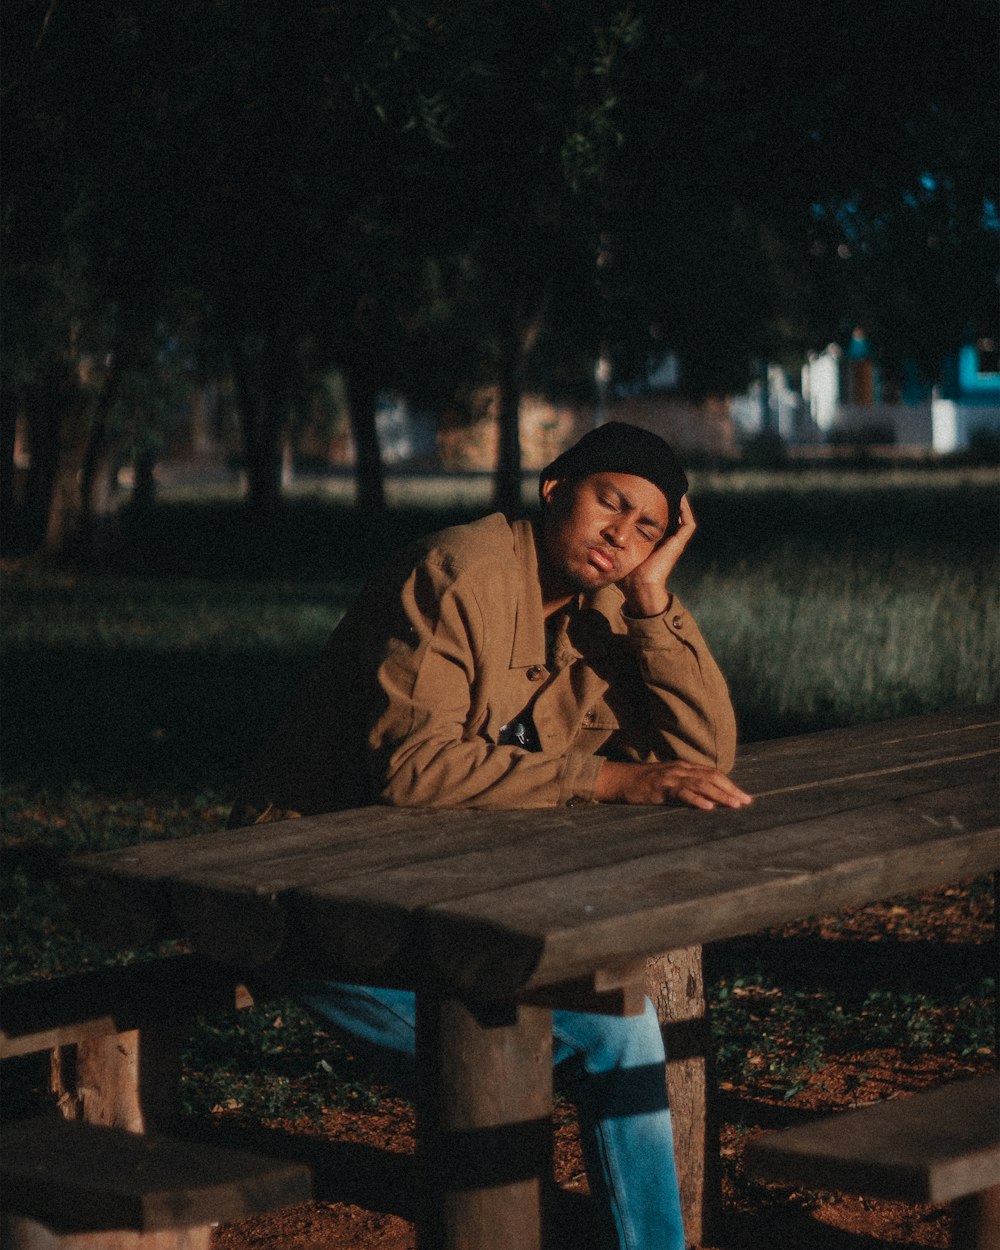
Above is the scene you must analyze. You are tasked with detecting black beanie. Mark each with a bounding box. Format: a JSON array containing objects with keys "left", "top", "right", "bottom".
[{"left": 540, "top": 422, "right": 688, "bottom": 534}]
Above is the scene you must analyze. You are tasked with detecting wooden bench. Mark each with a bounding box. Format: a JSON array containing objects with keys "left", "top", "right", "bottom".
[
  {"left": 1, "top": 1115, "right": 312, "bottom": 1250},
  {"left": 1, "top": 954, "right": 253, "bottom": 1131},
  {"left": 744, "top": 1074, "right": 1000, "bottom": 1249},
  {"left": 1, "top": 964, "right": 312, "bottom": 1247}
]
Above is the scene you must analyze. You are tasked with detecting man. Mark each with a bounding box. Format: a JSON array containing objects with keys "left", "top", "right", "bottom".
[{"left": 231, "top": 421, "right": 751, "bottom": 1250}]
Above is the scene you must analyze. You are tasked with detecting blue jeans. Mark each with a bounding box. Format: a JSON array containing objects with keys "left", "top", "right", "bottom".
[{"left": 297, "top": 981, "right": 686, "bottom": 1250}]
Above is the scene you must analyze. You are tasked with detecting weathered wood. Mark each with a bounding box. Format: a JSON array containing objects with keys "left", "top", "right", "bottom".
[
  {"left": 49, "top": 1027, "right": 180, "bottom": 1133},
  {"left": 646, "top": 947, "right": 719, "bottom": 1250},
  {"left": 64, "top": 710, "right": 998, "bottom": 904},
  {"left": 2, "top": 958, "right": 254, "bottom": 1137},
  {"left": 415, "top": 996, "right": 553, "bottom": 1250},
  {"left": 516, "top": 962, "right": 646, "bottom": 1016},
  {"left": 64, "top": 735, "right": 999, "bottom": 989},
  {"left": 1, "top": 1117, "right": 312, "bottom": 1234},
  {"left": 744, "top": 1075, "right": 1000, "bottom": 1203},
  {"left": 1, "top": 956, "right": 253, "bottom": 1060},
  {"left": 59, "top": 711, "right": 1000, "bottom": 1250},
  {"left": 419, "top": 777, "right": 998, "bottom": 994}
]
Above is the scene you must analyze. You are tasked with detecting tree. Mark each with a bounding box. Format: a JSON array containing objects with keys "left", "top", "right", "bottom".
[
  {"left": 2, "top": 1, "right": 206, "bottom": 553},
  {"left": 599, "top": 0, "right": 999, "bottom": 397}
]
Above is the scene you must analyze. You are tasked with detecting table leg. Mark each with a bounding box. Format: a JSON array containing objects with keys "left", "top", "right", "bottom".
[
  {"left": 50, "top": 1026, "right": 181, "bottom": 1132},
  {"left": 415, "top": 992, "right": 553, "bottom": 1250},
  {"left": 646, "top": 946, "right": 720, "bottom": 1249}
]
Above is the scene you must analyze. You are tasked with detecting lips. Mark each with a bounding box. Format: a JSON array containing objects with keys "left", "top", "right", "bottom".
[{"left": 587, "top": 546, "right": 616, "bottom": 573}]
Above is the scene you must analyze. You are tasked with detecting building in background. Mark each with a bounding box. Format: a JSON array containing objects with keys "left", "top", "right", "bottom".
[{"left": 732, "top": 331, "right": 1000, "bottom": 454}]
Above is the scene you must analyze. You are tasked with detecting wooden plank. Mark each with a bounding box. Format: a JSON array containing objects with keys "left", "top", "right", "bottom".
[
  {"left": 61, "top": 715, "right": 999, "bottom": 991},
  {"left": 1, "top": 1117, "right": 312, "bottom": 1233},
  {"left": 64, "top": 712, "right": 998, "bottom": 906},
  {"left": 515, "top": 961, "right": 647, "bottom": 1016},
  {"left": 416, "top": 778, "right": 999, "bottom": 994},
  {"left": 734, "top": 708, "right": 999, "bottom": 772},
  {"left": 744, "top": 1075, "right": 1000, "bottom": 1204},
  {"left": 149, "top": 765, "right": 995, "bottom": 989},
  {"left": 132, "top": 752, "right": 997, "bottom": 974},
  {"left": 287, "top": 769, "right": 998, "bottom": 989},
  {"left": 1, "top": 1213, "right": 214, "bottom": 1249},
  {"left": 0, "top": 956, "right": 253, "bottom": 1060}
]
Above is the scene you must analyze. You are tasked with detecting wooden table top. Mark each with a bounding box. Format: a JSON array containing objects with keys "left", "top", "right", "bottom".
[{"left": 65, "top": 708, "right": 1000, "bottom": 999}]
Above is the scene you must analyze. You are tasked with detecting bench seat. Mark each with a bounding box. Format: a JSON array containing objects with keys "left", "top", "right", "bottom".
[
  {"left": 0, "top": 955, "right": 253, "bottom": 1060},
  {"left": 1, "top": 1116, "right": 312, "bottom": 1249},
  {"left": 745, "top": 1074, "right": 1000, "bottom": 1249}
]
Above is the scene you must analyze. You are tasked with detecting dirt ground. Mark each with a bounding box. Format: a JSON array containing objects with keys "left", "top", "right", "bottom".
[{"left": 209, "top": 884, "right": 997, "bottom": 1250}]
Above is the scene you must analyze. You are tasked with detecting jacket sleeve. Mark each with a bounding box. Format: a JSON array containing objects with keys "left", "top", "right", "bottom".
[
  {"left": 369, "top": 560, "right": 604, "bottom": 808},
  {"left": 608, "top": 594, "right": 737, "bottom": 772}
]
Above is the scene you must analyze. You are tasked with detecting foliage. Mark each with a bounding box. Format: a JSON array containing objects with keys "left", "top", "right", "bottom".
[
  {"left": 711, "top": 970, "right": 996, "bottom": 1103},
  {"left": 180, "top": 1000, "right": 389, "bottom": 1123},
  {"left": 601, "top": 0, "right": 999, "bottom": 394},
  {"left": 5, "top": 1, "right": 996, "bottom": 545}
]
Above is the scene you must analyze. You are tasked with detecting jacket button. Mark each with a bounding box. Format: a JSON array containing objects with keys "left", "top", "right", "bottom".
[
  {"left": 671, "top": 614, "right": 684, "bottom": 630},
  {"left": 584, "top": 709, "right": 596, "bottom": 723},
  {"left": 527, "top": 666, "right": 543, "bottom": 680}
]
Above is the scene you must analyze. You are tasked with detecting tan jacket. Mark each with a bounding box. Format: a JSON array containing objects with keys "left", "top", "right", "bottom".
[{"left": 233, "top": 514, "right": 736, "bottom": 819}]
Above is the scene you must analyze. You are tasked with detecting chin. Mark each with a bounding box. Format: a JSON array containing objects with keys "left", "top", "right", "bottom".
[{"left": 564, "top": 566, "right": 615, "bottom": 594}]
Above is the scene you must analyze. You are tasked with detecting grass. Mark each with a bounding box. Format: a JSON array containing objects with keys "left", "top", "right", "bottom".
[{"left": 1, "top": 464, "right": 997, "bottom": 1121}]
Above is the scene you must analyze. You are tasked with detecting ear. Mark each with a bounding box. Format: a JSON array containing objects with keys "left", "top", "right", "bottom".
[{"left": 539, "top": 476, "right": 562, "bottom": 508}]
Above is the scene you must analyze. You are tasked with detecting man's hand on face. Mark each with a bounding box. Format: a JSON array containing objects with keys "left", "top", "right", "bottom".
[
  {"left": 596, "top": 757, "right": 753, "bottom": 811},
  {"left": 617, "top": 496, "right": 697, "bottom": 618}
]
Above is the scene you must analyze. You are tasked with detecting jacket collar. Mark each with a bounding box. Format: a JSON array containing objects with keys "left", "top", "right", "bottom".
[{"left": 509, "top": 520, "right": 548, "bottom": 669}]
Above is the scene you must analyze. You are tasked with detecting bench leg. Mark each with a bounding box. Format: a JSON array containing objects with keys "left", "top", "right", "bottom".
[
  {"left": 414, "top": 992, "right": 553, "bottom": 1250},
  {"left": 50, "top": 1027, "right": 181, "bottom": 1133},
  {"left": 952, "top": 1184, "right": 1000, "bottom": 1250},
  {"left": 0, "top": 1213, "right": 212, "bottom": 1250},
  {"left": 646, "top": 945, "right": 720, "bottom": 1248}
]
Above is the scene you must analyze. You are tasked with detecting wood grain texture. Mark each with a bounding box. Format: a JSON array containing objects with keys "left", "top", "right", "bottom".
[
  {"left": 63, "top": 710, "right": 1000, "bottom": 996},
  {"left": 646, "top": 947, "right": 720, "bottom": 1248},
  {"left": 1, "top": 1117, "right": 312, "bottom": 1233},
  {"left": 414, "top": 998, "right": 553, "bottom": 1250},
  {"left": 744, "top": 1074, "right": 1000, "bottom": 1204}
]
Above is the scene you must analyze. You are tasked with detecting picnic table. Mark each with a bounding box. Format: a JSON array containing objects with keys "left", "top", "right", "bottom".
[{"left": 64, "top": 707, "right": 1000, "bottom": 1250}]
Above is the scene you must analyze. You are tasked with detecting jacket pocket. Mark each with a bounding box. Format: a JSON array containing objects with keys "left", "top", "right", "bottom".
[{"left": 580, "top": 698, "right": 619, "bottom": 732}]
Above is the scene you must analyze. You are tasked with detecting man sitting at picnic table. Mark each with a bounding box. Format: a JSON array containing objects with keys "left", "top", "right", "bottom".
[{"left": 231, "top": 421, "right": 751, "bottom": 1250}]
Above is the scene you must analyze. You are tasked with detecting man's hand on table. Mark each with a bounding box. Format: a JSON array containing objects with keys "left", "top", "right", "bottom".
[{"left": 596, "top": 758, "right": 753, "bottom": 811}]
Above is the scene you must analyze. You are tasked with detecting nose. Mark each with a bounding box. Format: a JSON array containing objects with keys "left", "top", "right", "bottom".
[{"left": 602, "top": 520, "right": 625, "bottom": 548}]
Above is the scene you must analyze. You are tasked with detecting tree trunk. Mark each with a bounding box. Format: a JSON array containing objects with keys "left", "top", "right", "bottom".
[
  {"left": 40, "top": 387, "right": 91, "bottom": 559},
  {"left": 492, "top": 295, "right": 548, "bottom": 516},
  {"left": 78, "top": 398, "right": 122, "bottom": 560},
  {"left": 130, "top": 443, "right": 157, "bottom": 512},
  {"left": 344, "top": 367, "right": 386, "bottom": 518},
  {"left": 232, "top": 353, "right": 289, "bottom": 514},
  {"left": 494, "top": 334, "right": 524, "bottom": 517},
  {"left": 646, "top": 947, "right": 720, "bottom": 1249},
  {"left": 0, "top": 388, "right": 18, "bottom": 539},
  {"left": 22, "top": 378, "right": 64, "bottom": 551}
]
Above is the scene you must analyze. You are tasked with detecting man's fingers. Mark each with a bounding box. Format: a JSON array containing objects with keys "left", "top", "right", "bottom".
[
  {"left": 677, "top": 787, "right": 717, "bottom": 812},
  {"left": 671, "top": 764, "right": 752, "bottom": 810}
]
